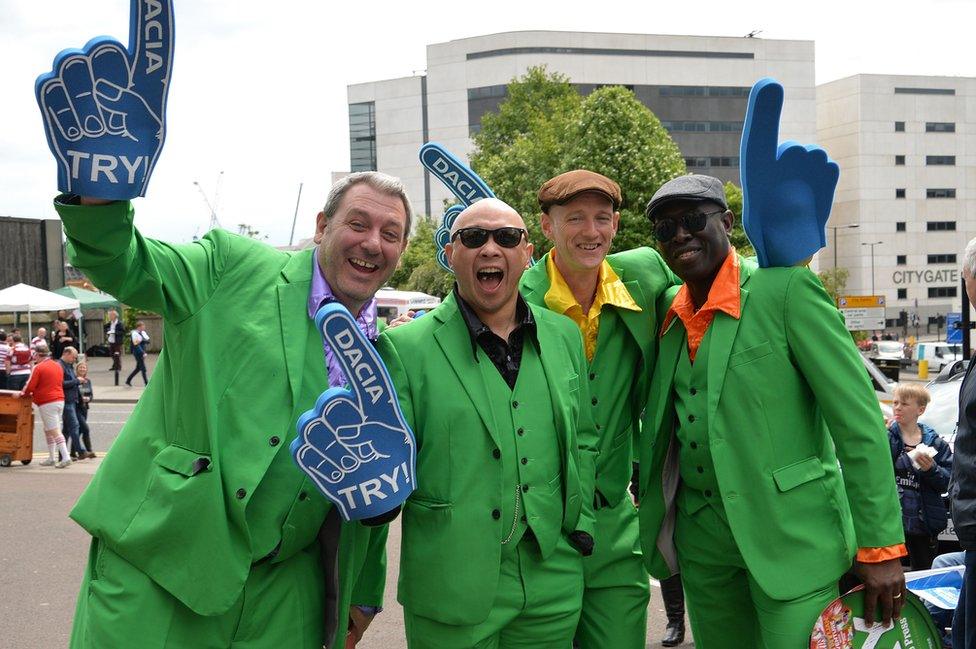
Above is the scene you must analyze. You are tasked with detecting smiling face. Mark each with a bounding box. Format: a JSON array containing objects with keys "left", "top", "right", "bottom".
[
  {"left": 654, "top": 199, "right": 733, "bottom": 287},
  {"left": 446, "top": 198, "right": 533, "bottom": 321},
  {"left": 315, "top": 183, "right": 409, "bottom": 314},
  {"left": 541, "top": 192, "right": 619, "bottom": 273}
]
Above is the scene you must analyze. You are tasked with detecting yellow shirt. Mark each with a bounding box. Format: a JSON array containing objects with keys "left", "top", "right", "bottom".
[{"left": 544, "top": 252, "right": 641, "bottom": 361}]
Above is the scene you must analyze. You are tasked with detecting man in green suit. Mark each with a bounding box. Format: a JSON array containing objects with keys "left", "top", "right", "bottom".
[
  {"left": 59, "top": 172, "right": 407, "bottom": 648},
  {"left": 519, "top": 170, "right": 679, "bottom": 648},
  {"left": 637, "top": 174, "right": 907, "bottom": 648},
  {"left": 377, "top": 198, "right": 598, "bottom": 648}
]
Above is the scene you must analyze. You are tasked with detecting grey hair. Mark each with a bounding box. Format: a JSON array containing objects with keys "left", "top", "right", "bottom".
[
  {"left": 62, "top": 346, "right": 78, "bottom": 358},
  {"left": 322, "top": 172, "right": 414, "bottom": 237},
  {"left": 35, "top": 344, "right": 50, "bottom": 357},
  {"left": 964, "top": 238, "right": 976, "bottom": 279}
]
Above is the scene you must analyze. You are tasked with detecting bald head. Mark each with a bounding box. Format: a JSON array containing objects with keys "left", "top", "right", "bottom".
[
  {"left": 451, "top": 198, "right": 526, "bottom": 235},
  {"left": 445, "top": 198, "right": 534, "bottom": 331}
]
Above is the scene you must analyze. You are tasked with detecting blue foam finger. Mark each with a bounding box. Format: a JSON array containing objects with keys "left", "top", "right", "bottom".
[
  {"left": 740, "top": 77, "right": 838, "bottom": 267},
  {"left": 435, "top": 203, "right": 465, "bottom": 272},
  {"left": 420, "top": 143, "right": 495, "bottom": 206},
  {"left": 34, "top": 0, "right": 174, "bottom": 199},
  {"left": 290, "top": 304, "right": 417, "bottom": 521}
]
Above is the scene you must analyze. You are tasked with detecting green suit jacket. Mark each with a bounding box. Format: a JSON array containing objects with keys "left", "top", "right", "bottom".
[
  {"left": 638, "top": 257, "right": 904, "bottom": 601},
  {"left": 521, "top": 248, "right": 676, "bottom": 505},
  {"left": 56, "top": 200, "right": 385, "bottom": 631},
  {"left": 376, "top": 292, "right": 598, "bottom": 625}
]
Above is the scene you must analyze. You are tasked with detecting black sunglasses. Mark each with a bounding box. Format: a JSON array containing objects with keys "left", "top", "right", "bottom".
[
  {"left": 451, "top": 226, "right": 527, "bottom": 249},
  {"left": 651, "top": 209, "right": 726, "bottom": 243}
]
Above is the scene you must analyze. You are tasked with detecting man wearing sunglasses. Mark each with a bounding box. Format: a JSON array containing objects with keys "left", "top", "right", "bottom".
[
  {"left": 519, "top": 170, "right": 681, "bottom": 648},
  {"left": 636, "top": 174, "right": 906, "bottom": 647},
  {"left": 377, "top": 198, "right": 599, "bottom": 648}
]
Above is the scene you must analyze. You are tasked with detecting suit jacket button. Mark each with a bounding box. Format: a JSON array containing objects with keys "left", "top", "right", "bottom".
[
  {"left": 521, "top": 458, "right": 528, "bottom": 465},
  {"left": 589, "top": 372, "right": 596, "bottom": 380},
  {"left": 688, "top": 414, "right": 696, "bottom": 423},
  {"left": 591, "top": 397, "right": 598, "bottom": 406},
  {"left": 492, "top": 449, "right": 501, "bottom": 459},
  {"left": 269, "top": 436, "right": 280, "bottom": 446},
  {"left": 492, "top": 509, "right": 501, "bottom": 520},
  {"left": 512, "top": 400, "right": 519, "bottom": 409},
  {"left": 299, "top": 491, "right": 308, "bottom": 501},
  {"left": 522, "top": 484, "right": 530, "bottom": 493},
  {"left": 236, "top": 488, "right": 247, "bottom": 499},
  {"left": 517, "top": 428, "right": 525, "bottom": 436}
]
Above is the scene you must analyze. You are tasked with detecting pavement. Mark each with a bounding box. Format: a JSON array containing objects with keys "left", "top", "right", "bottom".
[{"left": 75, "top": 353, "right": 158, "bottom": 403}]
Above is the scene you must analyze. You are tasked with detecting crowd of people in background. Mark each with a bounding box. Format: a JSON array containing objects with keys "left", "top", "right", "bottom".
[{"left": 0, "top": 311, "right": 153, "bottom": 468}]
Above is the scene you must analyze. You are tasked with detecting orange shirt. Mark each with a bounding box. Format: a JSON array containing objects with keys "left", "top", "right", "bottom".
[{"left": 660, "top": 249, "right": 905, "bottom": 563}]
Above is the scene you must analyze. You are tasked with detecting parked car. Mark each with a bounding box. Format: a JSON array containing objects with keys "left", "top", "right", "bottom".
[
  {"left": 861, "top": 353, "right": 895, "bottom": 411},
  {"left": 916, "top": 342, "right": 963, "bottom": 373}
]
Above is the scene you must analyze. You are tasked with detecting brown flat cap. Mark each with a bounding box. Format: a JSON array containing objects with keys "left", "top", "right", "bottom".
[{"left": 538, "top": 170, "right": 622, "bottom": 213}]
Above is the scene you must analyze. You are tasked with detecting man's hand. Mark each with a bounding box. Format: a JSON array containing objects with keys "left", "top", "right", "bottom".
[
  {"left": 386, "top": 311, "right": 416, "bottom": 330},
  {"left": 854, "top": 558, "right": 906, "bottom": 628},
  {"left": 740, "top": 78, "right": 840, "bottom": 268},
  {"left": 344, "top": 607, "right": 375, "bottom": 648},
  {"left": 35, "top": 0, "right": 174, "bottom": 200},
  {"left": 291, "top": 303, "right": 417, "bottom": 522}
]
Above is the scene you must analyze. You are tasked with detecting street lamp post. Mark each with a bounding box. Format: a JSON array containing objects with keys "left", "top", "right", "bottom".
[
  {"left": 827, "top": 223, "right": 860, "bottom": 269},
  {"left": 861, "top": 241, "right": 883, "bottom": 295}
]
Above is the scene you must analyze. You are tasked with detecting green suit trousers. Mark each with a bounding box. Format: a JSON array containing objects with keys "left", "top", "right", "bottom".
[
  {"left": 676, "top": 498, "right": 838, "bottom": 648},
  {"left": 403, "top": 534, "right": 583, "bottom": 648},
  {"left": 70, "top": 538, "right": 325, "bottom": 649},
  {"left": 575, "top": 497, "right": 649, "bottom": 649}
]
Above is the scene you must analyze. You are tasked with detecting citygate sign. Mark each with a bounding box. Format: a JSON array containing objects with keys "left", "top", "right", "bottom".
[{"left": 891, "top": 268, "right": 959, "bottom": 285}]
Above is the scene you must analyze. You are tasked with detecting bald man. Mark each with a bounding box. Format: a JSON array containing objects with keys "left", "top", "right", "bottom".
[{"left": 377, "top": 199, "right": 599, "bottom": 647}]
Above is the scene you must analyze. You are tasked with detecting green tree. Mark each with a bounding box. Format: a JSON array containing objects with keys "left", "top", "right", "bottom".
[
  {"left": 561, "top": 86, "right": 686, "bottom": 253},
  {"left": 390, "top": 216, "right": 439, "bottom": 288},
  {"left": 723, "top": 181, "right": 755, "bottom": 258},
  {"left": 817, "top": 267, "right": 849, "bottom": 304},
  {"left": 405, "top": 260, "right": 454, "bottom": 298},
  {"left": 470, "top": 68, "right": 687, "bottom": 255}
]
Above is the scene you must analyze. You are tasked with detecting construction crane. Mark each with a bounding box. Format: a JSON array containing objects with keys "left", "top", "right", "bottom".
[{"left": 193, "top": 171, "right": 224, "bottom": 232}]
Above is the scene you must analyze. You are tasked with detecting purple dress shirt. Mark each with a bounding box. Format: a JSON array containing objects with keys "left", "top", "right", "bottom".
[{"left": 307, "top": 252, "right": 378, "bottom": 388}]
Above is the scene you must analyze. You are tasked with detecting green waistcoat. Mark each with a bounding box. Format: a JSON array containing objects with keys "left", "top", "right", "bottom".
[
  {"left": 246, "top": 323, "right": 331, "bottom": 561},
  {"left": 480, "top": 339, "right": 563, "bottom": 559},
  {"left": 586, "top": 308, "right": 642, "bottom": 503},
  {"left": 672, "top": 331, "right": 723, "bottom": 518}
]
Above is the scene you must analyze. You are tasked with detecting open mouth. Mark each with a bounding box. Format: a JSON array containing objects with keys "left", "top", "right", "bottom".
[
  {"left": 673, "top": 247, "right": 701, "bottom": 263},
  {"left": 348, "top": 257, "right": 379, "bottom": 274},
  {"left": 476, "top": 267, "right": 504, "bottom": 291}
]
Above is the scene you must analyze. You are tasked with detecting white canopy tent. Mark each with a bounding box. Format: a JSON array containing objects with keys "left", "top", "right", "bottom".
[{"left": 0, "top": 283, "right": 81, "bottom": 339}]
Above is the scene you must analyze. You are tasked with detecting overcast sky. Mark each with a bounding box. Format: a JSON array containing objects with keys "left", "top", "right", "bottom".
[{"left": 2, "top": 0, "right": 972, "bottom": 246}]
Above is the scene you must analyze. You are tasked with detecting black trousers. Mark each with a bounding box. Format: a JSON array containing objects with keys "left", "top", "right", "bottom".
[
  {"left": 126, "top": 354, "right": 148, "bottom": 386},
  {"left": 905, "top": 533, "right": 939, "bottom": 571}
]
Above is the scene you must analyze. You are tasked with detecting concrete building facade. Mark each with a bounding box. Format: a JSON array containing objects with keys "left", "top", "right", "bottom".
[
  {"left": 347, "top": 31, "right": 816, "bottom": 219},
  {"left": 817, "top": 74, "right": 976, "bottom": 330}
]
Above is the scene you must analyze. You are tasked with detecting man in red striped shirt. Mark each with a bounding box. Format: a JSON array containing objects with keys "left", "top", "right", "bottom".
[{"left": 21, "top": 344, "right": 71, "bottom": 468}]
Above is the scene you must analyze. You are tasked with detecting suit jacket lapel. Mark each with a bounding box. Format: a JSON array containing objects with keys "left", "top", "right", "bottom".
[
  {"left": 650, "top": 320, "right": 683, "bottom": 439},
  {"left": 519, "top": 253, "right": 552, "bottom": 307},
  {"left": 617, "top": 279, "right": 651, "bottom": 366},
  {"left": 533, "top": 305, "right": 571, "bottom": 458},
  {"left": 276, "top": 250, "right": 314, "bottom": 409},
  {"left": 431, "top": 295, "right": 499, "bottom": 447},
  {"left": 706, "top": 260, "right": 752, "bottom": 430}
]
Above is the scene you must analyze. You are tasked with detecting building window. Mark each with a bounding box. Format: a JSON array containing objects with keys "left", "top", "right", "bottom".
[
  {"left": 896, "top": 222, "right": 906, "bottom": 232},
  {"left": 926, "top": 122, "right": 955, "bottom": 133},
  {"left": 685, "top": 157, "right": 741, "bottom": 168},
  {"left": 894, "top": 87, "right": 955, "bottom": 95},
  {"left": 467, "top": 46, "right": 755, "bottom": 61},
  {"left": 928, "top": 254, "right": 958, "bottom": 264},
  {"left": 896, "top": 255, "right": 907, "bottom": 265},
  {"left": 896, "top": 188, "right": 906, "bottom": 199},
  {"left": 895, "top": 155, "right": 905, "bottom": 165},
  {"left": 659, "top": 85, "right": 751, "bottom": 97},
  {"left": 929, "top": 287, "right": 958, "bottom": 298},
  {"left": 926, "top": 155, "right": 956, "bottom": 166},
  {"left": 661, "top": 121, "right": 744, "bottom": 133},
  {"left": 927, "top": 221, "right": 957, "bottom": 231},
  {"left": 927, "top": 188, "right": 956, "bottom": 199},
  {"left": 348, "top": 102, "right": 376, "bottom": 172},
  {"left": 895, "top": 121, "right": 905, "bottom": 132},
  {"left": 897, "top": 288, "right": 907, "bottom": 299}
]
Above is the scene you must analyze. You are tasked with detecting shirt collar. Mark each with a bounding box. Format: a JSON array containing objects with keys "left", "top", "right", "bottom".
[
  {"left": 661, "top": 249, "right": 741, "bottom": 336},
  {"left": 544, "top": 251, "right": 642, "bottom": 316},
  {"left": 454, "top": 284, "right": 535, "bottom": 360},
  {"left": 307, "top": 248, "right": 378, "bottom": 325}
]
